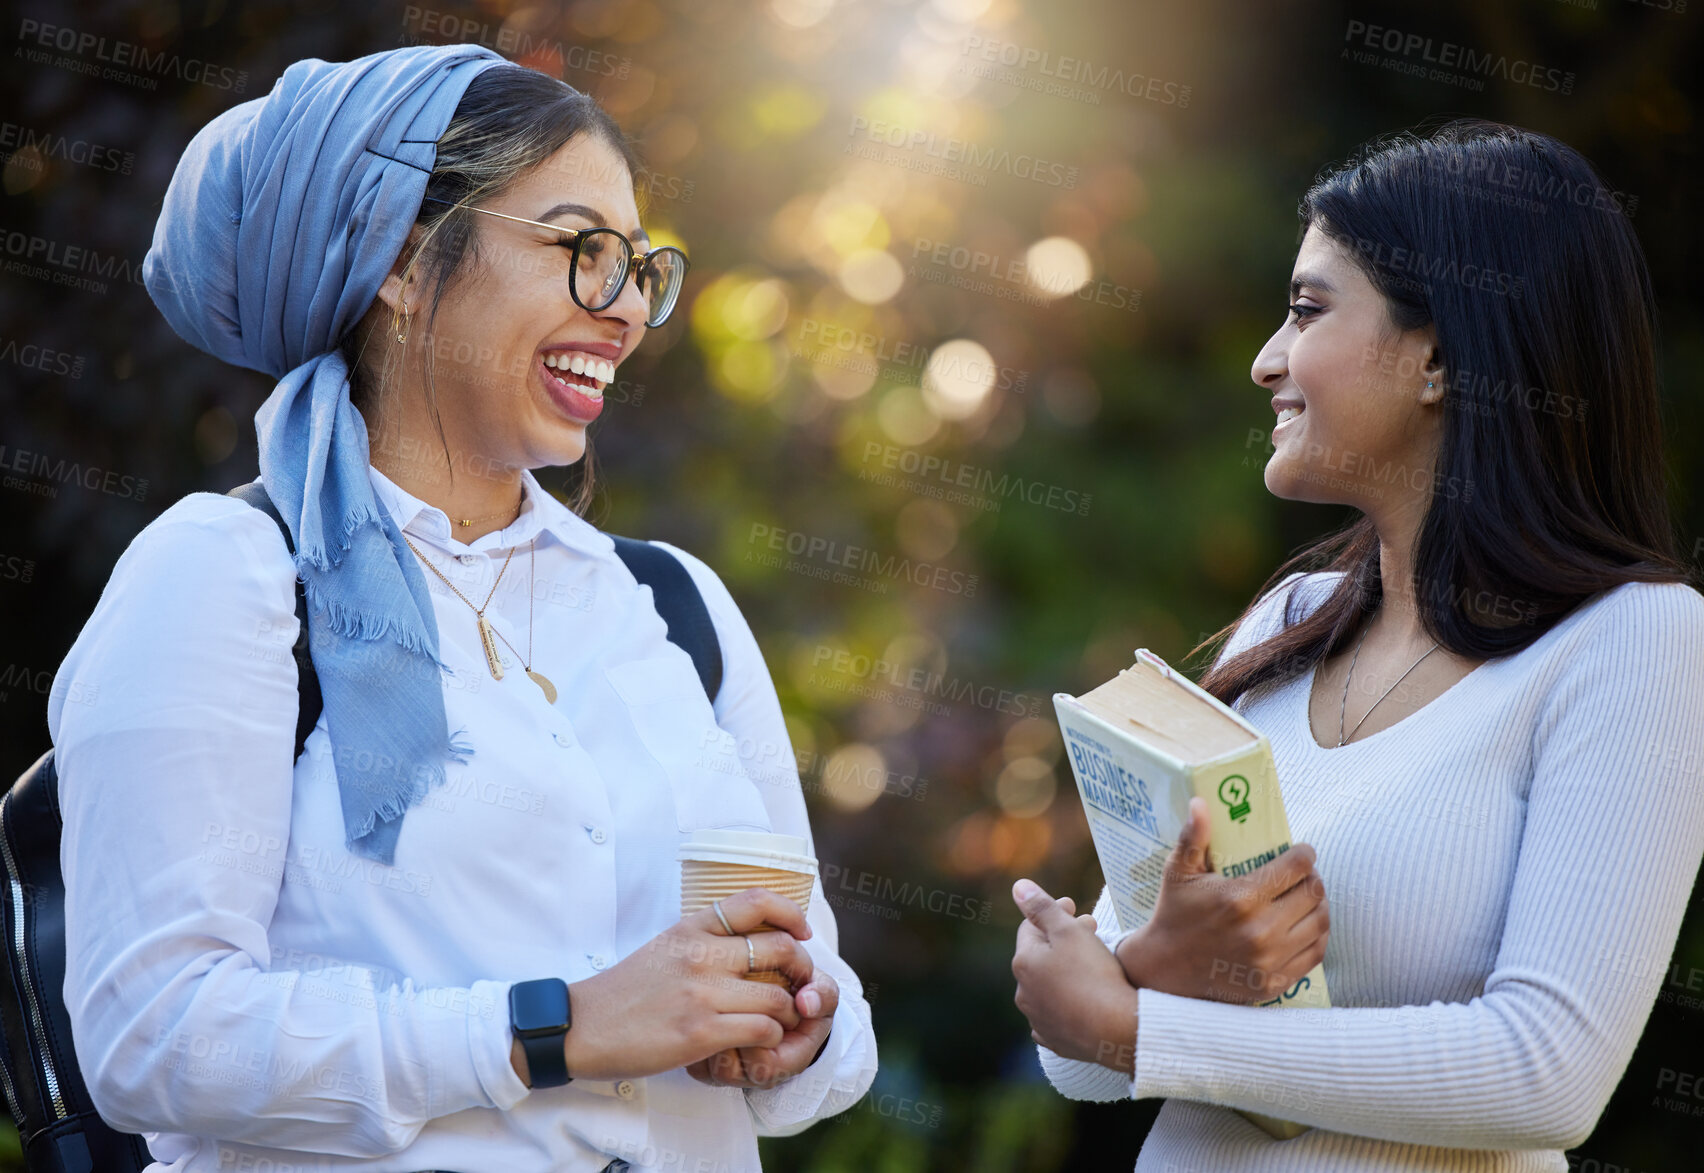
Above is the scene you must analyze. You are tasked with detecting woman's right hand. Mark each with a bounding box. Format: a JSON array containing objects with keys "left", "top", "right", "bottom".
[
  {"left": 552, "top": 887, "right": 817, "bottom": 1082},
  {"left": 1114, "top": 796, "right": 1329, "bottom": 1005}
]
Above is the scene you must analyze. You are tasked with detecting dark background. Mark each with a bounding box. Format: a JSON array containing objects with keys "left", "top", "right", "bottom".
[{"left": 2, "top": 0, "right": 1701, "bottom": 1169}]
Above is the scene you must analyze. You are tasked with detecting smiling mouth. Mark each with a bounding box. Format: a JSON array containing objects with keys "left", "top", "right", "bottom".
[
  {"left": 1276, "top": 405, "right": 1304, "bottom": 425},
  {"left": 542, "top": 351, "right": 613, "bottom": 400}
]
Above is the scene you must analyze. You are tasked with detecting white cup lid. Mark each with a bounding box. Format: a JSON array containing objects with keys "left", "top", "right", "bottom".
[
  {"left": 680, "top": 829, "right": 808, "bottom": 856},
  {"left": 677, "top": 828, "right": 816, "bottom": 870}
]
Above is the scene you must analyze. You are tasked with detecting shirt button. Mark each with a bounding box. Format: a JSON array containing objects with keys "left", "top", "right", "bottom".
[
  {"left": 553, "top": 731, "right": 573, "bottom": 748},
  {"left": 588, "top": 827, "right": 607, "bottom": 844},
  {"left": 615, "top": 1080, "right": 636, "bottom": 1100},
  {"left": 590, "top": 954, "right": 608, "bottom": 970},
  {"left": 460, "top": 553, "right": 478, "bottom": 566}
]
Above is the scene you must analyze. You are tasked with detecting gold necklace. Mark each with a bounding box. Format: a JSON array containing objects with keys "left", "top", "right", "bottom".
[
  {"left": 401, "top": 533, "right": 556, "bottom": 702},
  {"left": 483, "top": 543, "right": 556, "bottom": 704},
  {"left": 453, "top": 498, "right": 523, "bottom": 528}
]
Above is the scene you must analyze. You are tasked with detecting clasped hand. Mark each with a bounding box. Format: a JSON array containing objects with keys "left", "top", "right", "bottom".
[{"left": 562, "top": 887, "right": 836, "bottom": 1090}]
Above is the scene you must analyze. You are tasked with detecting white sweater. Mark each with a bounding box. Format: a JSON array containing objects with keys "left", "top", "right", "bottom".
[{"left": 1039, "top": 571, "right": 1704, "bottom": 1171}]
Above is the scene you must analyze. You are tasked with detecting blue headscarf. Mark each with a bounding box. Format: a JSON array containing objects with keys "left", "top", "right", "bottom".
[{"left": 143, "top": 44, "right": 515, "bottom": 864}]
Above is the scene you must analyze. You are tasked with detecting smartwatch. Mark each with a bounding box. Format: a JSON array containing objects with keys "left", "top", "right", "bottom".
[{"left": 509, "top": 977, "right": 573, "bottom": 1088}]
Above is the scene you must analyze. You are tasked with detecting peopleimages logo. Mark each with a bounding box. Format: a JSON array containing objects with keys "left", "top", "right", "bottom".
[
  {"left": 1342, "top": 21, "right": 1575, "bottom": 94},
  {"left": 15, "top": 19, "right": 249, "bottom": 92},
  {"left": 0, "top": 120, "right": 135, "bottom": 175},
  {"left": 958, "top": 36, "right": 1193, "bottom": 107},
  {"left": 846, "top": 117, "right": 1079, "bottom": 189}
]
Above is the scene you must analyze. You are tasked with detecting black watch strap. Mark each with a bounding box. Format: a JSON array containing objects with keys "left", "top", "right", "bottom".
[{"left": 509, "top": 978, "right": 573, "bottom": 1089}]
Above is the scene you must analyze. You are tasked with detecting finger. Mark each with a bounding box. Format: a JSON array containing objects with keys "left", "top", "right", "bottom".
[
  {"left": 1015, "top": 914, "right": 1045, "bottom": 953},
  {"left": 704, "top": 1048, "right": 749, "bottom": 1086},
  {"left": 1274, "top": 933, "right": 1328, "bottom": 992},
  {"left": 1058, "top": 895, "right": 1077, "bottom": 916},
  {"left": 736, "top": 1043, "right": 784, "bottom": 1088},
  {"left": 1281, "top": 899, "right": 1330, "bottom": 954},
  {"left": 687, "top": 1049, "right": 745, "bottom": 1086},
  {"left": 1250, "top": 841, "right": 1318, "bottom": 900},
  {"left": 754, "top": 1014, "right": 832, "bottom": 1082},
  {"left": 1271, "top": 874, "right": 1329, "bottom": 932},
  {"left": 796, "top": 970, "right": 839, "bottom": 1019},
  {"left": 1012, "top": 879, "right": 1077, "bottom": 940},
  {"left": 747, "top": 929, "right": 816, "bottom": 990},
  {"left": 701, "top": 887, "right": 813, "bottom": 941},
  {"left": 697, "top": 1012, "right": 787, "bottom": 1055},
  {"left": 707, "top": 974, "right": 802, "bottom": 1027},
  {"left": 1077, "top": 914, "right": 1098, "bottom": 932},
  {"left": 1167, "top": 796, "right": 1213, "bottom": 876}
]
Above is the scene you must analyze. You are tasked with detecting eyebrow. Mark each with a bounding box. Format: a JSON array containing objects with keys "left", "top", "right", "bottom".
[
  {"left": 537, "top": 201, "right": 651, "bottom": 247},
  {"left": 1289, "top": 271, "right": 1337, "bottom": 297}
]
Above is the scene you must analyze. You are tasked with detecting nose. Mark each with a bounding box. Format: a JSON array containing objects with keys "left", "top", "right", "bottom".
[
  {"left": 595, "top": 260, "right": 651, "bottom": 331},
  {"left": 1251, "top": 325, "right": 1289, "bottom": 390}
]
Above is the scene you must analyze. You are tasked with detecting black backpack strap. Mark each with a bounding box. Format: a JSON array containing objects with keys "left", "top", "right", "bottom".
[
  {"left": 609, "top": 536, "right": 724, "bottom": 706},
  {"left": 225, "top": 481, "right": 322, "bottom": 762}
]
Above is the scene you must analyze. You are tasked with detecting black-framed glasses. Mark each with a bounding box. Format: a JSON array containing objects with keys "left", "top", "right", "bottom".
[{"left": 423, "top": 196, "right": 690, "bottom": 327}]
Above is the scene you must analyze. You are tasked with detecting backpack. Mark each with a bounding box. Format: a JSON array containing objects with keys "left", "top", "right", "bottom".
[{"left": 0, "top": 479, "right": 724, "bottom": 1173}]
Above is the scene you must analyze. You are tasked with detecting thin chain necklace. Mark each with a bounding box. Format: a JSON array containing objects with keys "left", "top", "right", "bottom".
[
  {"left": 401, "top": 532, "right": 558, "bottom": 704},
  {"left": 1337, "top": 616, "right": 1442, "bottom": 747},
  {"left": 453, "top": 505, "right": 521, "bottom": 528}
]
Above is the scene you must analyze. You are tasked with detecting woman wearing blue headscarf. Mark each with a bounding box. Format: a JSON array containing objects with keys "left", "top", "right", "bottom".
[{"left": 48, "top": 42, "right": 875, "bottom": 1173}]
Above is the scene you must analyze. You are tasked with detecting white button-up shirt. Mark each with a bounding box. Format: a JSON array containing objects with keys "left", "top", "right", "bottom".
[{"left": 49, "top": 463, "right": 877, "bottom": 1172}]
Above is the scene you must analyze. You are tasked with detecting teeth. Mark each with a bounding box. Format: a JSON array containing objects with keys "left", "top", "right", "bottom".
[
  {"left": 543, "top": 360, "right": 606, "bottom": 401},
  {"left": 1277, "top": 406, "right": 1303, "bottom": 424},
  {"left": 542, "top": 352, "right": 615, "bottom": 385}
]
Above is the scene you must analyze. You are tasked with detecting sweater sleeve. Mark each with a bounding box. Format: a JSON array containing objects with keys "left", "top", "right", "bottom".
[
  {"left": 650, "top": 542, "right": 879, "bottom": 1136},
  {"left": 1129, "top": 582, "right": 1704, "bottom": 1149},
  {"left": 51, "top": 498, "right": 529, "bottom": 1158}
]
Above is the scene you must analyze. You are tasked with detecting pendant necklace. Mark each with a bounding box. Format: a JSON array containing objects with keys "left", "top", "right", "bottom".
[
  {"left": 482, "top": 542, "right": 557, "bottom": 704},
  {"left": 402, "top": 530, "right": 557, "bottom": 703}
]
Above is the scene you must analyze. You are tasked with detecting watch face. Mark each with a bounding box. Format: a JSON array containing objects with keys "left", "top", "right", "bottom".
[{"left": 510, "top": 978, "right": 570, "bottom": 1032}]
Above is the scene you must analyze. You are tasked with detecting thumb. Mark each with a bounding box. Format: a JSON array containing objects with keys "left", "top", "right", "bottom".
[
  {"left": 1167, "top": 796, "right": 1214, "bottom": 878},
  {"left": 1012, "top": 879, "right": 1075, "bottom": 940}
]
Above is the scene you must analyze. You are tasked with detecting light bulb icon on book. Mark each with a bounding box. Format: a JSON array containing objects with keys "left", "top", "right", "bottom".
[{"left": 1218, "top": 774, "right": 1252, "bottom": 823}]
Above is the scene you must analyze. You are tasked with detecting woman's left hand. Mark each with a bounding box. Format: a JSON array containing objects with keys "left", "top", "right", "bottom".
[
  {"left": 1011, "top": 879, "right": 1140, "bottom": 1073},
  {"left": 688, "top": 969, "right": 839, "bottom": 1089}
]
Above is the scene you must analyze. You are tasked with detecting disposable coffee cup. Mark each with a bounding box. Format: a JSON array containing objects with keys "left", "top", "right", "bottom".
[{"left": 679, "top": 829, "right": 818, "bottom": 985}]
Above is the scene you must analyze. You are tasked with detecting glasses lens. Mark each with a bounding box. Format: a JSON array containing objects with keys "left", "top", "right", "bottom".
[
  {"left": 639, "top": 248, "right": 689, "bottom": 326},
  {"left": 573, "top": 228, "right": 634, "bottom": 312}
]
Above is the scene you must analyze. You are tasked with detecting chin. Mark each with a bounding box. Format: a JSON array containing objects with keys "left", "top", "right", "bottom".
[{"left": 1263, "top": 455, "right": 1328, "bottom": 506}]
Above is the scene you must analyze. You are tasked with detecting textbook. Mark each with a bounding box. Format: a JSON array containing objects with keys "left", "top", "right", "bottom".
[{"left": 1053, "top": 648, "right": 1328, "bottom": 1140}]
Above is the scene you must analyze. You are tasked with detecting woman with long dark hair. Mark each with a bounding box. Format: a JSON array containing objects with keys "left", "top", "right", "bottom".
[
  {"left": 50, "top": 44, "right": 874, "bottom": 1172},
  {"left": 1009, "top": 119, "right": 1704, "bottom": 1170}
]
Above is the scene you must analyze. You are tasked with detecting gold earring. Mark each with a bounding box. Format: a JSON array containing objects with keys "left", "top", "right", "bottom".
[{"left": 394, "top": 307, "right": 411, "bottom": 345}]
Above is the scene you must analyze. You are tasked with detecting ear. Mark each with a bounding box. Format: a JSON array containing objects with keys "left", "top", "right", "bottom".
[
  {"left": 1416, "top": 325, "right": 1447, "bottom": 407},
  {"left": 373, "top": 226, "right": 425, "bottom": 317}
]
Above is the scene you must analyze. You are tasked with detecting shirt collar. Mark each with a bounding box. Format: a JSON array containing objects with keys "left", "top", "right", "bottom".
[{"left": 366, "top": 462, "right": 615, "bottom": 559}]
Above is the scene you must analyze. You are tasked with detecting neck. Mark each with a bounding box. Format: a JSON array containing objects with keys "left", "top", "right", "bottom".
[
  {"left": 1368, "top": 491, "right": 1431, "bottom": 644},
  {"left": 364, "top": 405, "right": 525, "bottom": 547}
]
